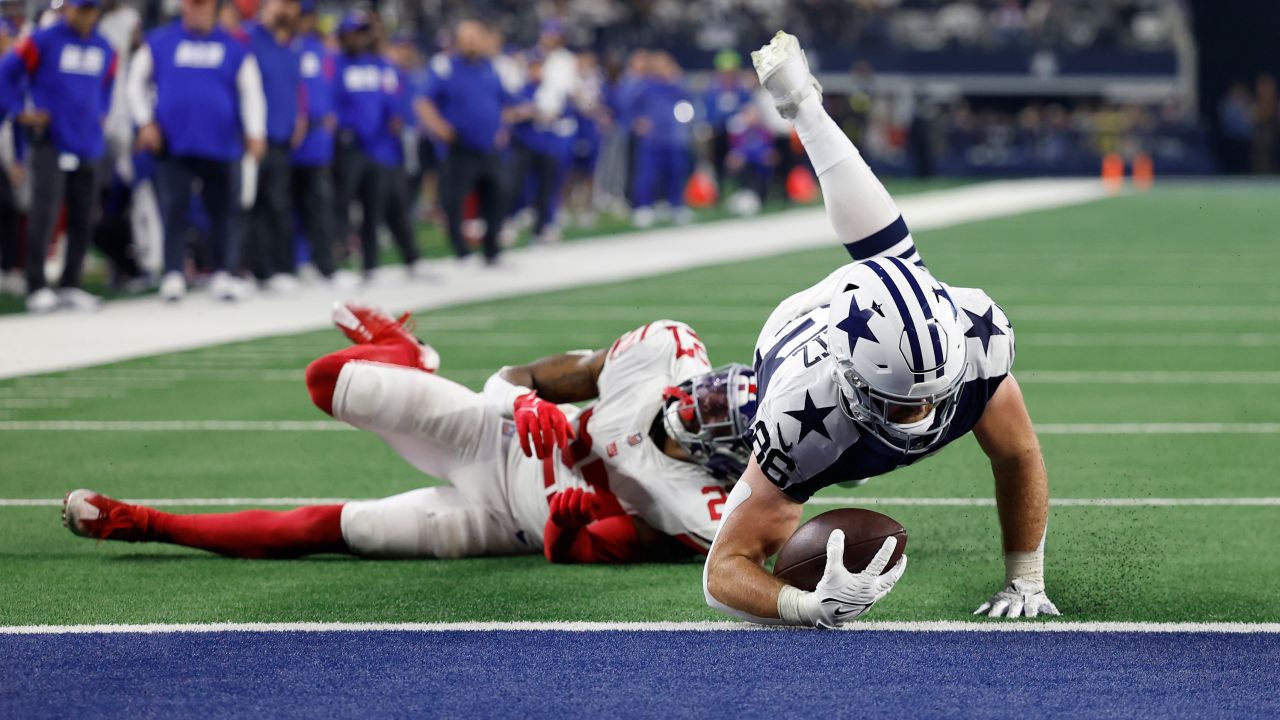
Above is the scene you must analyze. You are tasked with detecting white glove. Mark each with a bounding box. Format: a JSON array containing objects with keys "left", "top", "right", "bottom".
[
  {"left": 777, "top": 530, "right": 907, "bottom": 628},
  {"left": 974, "top": 578, "right": 1060, "bottom": 618}
]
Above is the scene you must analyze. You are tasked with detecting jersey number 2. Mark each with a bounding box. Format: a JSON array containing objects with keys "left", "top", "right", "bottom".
[{"left": 701, "top": 485, "right": 728, "bottom": 521}]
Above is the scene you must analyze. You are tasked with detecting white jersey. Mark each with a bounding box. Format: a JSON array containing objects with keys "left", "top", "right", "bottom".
[
  {"left": 751, "top": 272, "right": 1015, "bottom": 502},
  {"left": 507, "top": 321, "right": 731, "bottom": 551}
]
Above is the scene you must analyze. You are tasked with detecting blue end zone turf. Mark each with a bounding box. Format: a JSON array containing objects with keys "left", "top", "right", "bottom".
[{"left": 2, "top": 630, "right": 1277, "bottom": 718}]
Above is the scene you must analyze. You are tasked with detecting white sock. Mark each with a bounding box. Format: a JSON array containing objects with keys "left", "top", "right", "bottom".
[{"left": 792, "top": 95, "right": 915, "bottom": 261}]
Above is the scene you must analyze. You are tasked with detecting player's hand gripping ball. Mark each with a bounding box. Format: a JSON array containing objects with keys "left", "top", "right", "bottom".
[{"left": 513, "top": 392, "right": 573, "bottom": 459}]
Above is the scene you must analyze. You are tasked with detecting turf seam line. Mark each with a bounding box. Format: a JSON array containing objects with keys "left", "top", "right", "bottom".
[
  {"left": 2, "top": 421, "right": 1278, "bottom": 433},
  {"left": 3, "top": 621, "right": 1280, "bottom": 635},
  {"left": 5, "top": 496, "right": 1280, "bottom": 508}
]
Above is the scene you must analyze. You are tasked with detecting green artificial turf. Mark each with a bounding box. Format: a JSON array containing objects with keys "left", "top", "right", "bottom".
[{"left": 1, "top": 183, "right": 1277, "bottom": 626}]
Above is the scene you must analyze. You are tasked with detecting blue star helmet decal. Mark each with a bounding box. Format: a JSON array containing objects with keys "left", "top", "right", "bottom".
[{"left": 835, "top": 292, "right": 878, "bottom": 352}]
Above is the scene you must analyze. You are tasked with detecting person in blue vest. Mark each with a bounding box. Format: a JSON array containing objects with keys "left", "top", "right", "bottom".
[
  {"left": 629, "top": 51, "right": 694, "bottom": 228},
  {"left": 415, "top": 18, "right": 510, "bottom": 266},
  {"left": 288, "top": 0, "right": 345, "bottom": 286},
  {"left": 375, "top": 32, "right": 424, "bottom": 275},
  {"left": 0, "top": 17, "right": 25, "bottom": 299},
  {"left": 701, "top": 48, "right": 752, "bottom": 197},
  {"left": 245, "top": 0, "right": 303, "bottom": 292},
  {"left": 331, "top": 8, "right": 409, "bottom": 280},
  {"left": 507, "top": 52, "right": 571, "bottom": 245},
  {"left": 126, "top": 0, "right": 267, "bottom": 302},
  {"left": 0, "top": 0, "right": 116, "bottom": 313}
]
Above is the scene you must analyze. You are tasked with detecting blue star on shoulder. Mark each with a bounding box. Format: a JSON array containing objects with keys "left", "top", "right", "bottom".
[
  {"left": 835, "top": 295, "right": 878, "bottom": 351},
  {"left": 783, "top": 391, "right": 836, "bottom": 443},
  {"left": 964, "top": 306, "right": 1006, "bottom": 353}
]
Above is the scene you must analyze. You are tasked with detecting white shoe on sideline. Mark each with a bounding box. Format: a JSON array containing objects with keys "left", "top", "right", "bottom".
[
  {"left": 159, "top": 271, "right": 186, "bottom": 303},
  {"left": 58, "top": 287, "right": 103, "bottom": 312},
  {"left": 0, "top": 270, "right": 26, "bottom": 297},
  {"left": 210, "top": 271, "right": 251, "bottom": 302},
  {"left": 267, "top": 273, "right": 300, "bottom": 294},
  {"left": 751, "top": 31, "right": 823, "bottom": 119},
  {"left": 673, "top": 207, "right": 696, "bottom": 225},
  {"left": 26, "top": 287, "right": 59, "bottom": 314},
  {"left": 329, "top": 269, "right": 361, "bottom": 290},
  {"left": 631, "top": 207, "right": 656, "bottom": 228}
]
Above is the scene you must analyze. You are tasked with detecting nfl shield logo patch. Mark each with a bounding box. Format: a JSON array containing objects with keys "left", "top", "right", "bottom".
[
  {"left": 607, "top": 442, "right": 618, "bottom": 458},
  {"left": 627, "top": 433, "right": 643, "bottom": 447}
]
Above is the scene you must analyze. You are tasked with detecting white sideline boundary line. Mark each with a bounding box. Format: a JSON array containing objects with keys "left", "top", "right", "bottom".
[
  {"left": 0, "top": 179, "right": 1108, "bottom": 380},
  {"left": 5, "top": 496, "right": 1278, "bottom": 508},
  {"left": 2, "top": 620, "right": 1278, "bottom": 635}
]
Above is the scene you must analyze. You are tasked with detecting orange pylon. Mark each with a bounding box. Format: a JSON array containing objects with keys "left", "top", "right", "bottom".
[
  {"left": 1101, "top": 153, "right": 1125, "bottom": 194},
  {"left": 1132, "top": 153, "right": 1154, "bottom": 191}
]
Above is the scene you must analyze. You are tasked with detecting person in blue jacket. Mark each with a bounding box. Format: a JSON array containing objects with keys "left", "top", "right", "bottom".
[
  {"left": 629, "top": 51, "right": 694, "bottom": 227},
  {"left": 245, "top": 0, "right": 304, "bottom": 290},
  {"left": 0, "top": 17, "right": 24, "bottom": 298},
  {"left": 330, "top": 9, "right": 408, "bottom": 279},
  {"left": 0, "top": 0, "right": 116, "bottom": 313},
  {"left": 289, "top": 0, "right": 340, "bottom": 284},
  {"left": 507, "top": 52, "right": 570, "bottom": 244},
  {"left": 126, "top": 0, "right": 267, "bottom": 302},
  {"left": 371, "top": 32, "right": 422, "bottom": 275},
  {"left": 701, "top": 48, "right": 751, "bottom": 195},
  {"left": 415, "top": 18, "right": 510, "bottom": 265}
]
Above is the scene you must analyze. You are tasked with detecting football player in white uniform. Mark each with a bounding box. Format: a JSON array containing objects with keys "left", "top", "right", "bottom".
[
  {"left": 702, "top": 32, "right": 1060, "bottom": 626},
  {"left": 63, "top": 304, "right": 757, "bottom": 564}
]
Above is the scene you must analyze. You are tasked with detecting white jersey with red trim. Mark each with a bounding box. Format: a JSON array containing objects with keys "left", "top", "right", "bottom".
[{"left": 506, "top": 320, "right": 733, "bottom": 552}]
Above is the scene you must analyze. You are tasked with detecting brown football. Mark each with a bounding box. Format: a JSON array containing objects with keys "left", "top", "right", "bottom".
[{"left": 773, "top": 508, "right": 907, "bottom": 591}]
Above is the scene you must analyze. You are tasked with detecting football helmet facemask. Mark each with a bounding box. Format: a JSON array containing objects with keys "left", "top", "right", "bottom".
[{"left": 661, "top": 363, "right": 758, "bottom": 479}]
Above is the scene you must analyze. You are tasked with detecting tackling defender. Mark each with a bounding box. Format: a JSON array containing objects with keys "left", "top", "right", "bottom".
[
  {"left": 64, "top": 304, "right": 757, "bottom": 563},
  {"left": 702, "top": 32, "right": 1060, "bottom": 626}
]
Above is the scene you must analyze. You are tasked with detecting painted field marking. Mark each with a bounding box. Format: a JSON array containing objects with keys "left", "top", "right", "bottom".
[
  {"left": 1020, "top": 371, "right": 1280, "bottom": 384},
  {"left": 4, "top": 497, "right": 1278, "bottom": 508},
  {"left": 2, "top": 620, "right": 1278, "bottom": 635},
  {"left": 2, "top": 421, "right": 1278, "bottom": 433}
]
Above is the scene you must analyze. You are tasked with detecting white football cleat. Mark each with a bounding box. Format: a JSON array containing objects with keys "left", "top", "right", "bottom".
[
  {"left": 266, "top": 273, "right": 300, "bottom": 294},
  {"left": 159, "top": 271, "right": 186, "bottom": 303},
  {"left": 58, "top": 287, "right": 103, "bottom": 312},
  {"left": 751, "top": 31, "right": 823, "bottom": 119},
  {"left": 210, "top": 271, "right": 251, "bottom": 302},
  {"left": 26, "top": 287, "right": 59, "bottom": 314}
]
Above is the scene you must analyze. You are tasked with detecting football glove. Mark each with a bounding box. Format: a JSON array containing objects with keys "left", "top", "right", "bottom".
[
  {"left": 974, "top": 578, "right": 1061, "bottom": 619},
  {"left": 547, "top": 487, "right": 625, "bottom": 530},
  {"left": 778, "top": 531, "right": 907, "bottom": 628},
  {"left": 513, "top": 391, "right": 573, "bottom": 460}
]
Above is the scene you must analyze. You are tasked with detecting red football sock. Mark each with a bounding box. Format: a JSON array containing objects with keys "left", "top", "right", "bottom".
[
  {"left": 305, "top": 341, "right": 423, "bottom": 415},
  {"left": 142, "top": 505, "right": 349, "bottom": 559}
]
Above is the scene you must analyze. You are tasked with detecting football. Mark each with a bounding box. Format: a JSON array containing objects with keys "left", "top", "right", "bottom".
[{"left": 773, "top": 509, "right": 908, "bottom": 591}]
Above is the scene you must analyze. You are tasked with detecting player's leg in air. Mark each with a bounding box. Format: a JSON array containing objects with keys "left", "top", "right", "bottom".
[
  {"left": 63, "top": 303, "right": 531, "bottom": 560},
  {"left": 754, "top": 32, "right": 923, "bottom": 267}
]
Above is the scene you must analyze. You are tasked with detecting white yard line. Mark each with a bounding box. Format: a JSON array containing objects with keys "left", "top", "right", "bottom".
[
  {"left": 1, "top": 420, "right": 1277, "bottom": 433},
  {"left": 0, "top": 179, "right": 1108, "bottom": 380},
  {"left": 1019, "top": 371, "right": 1280, "bottom": 384},
  {"left": 5, "top": 496, "right": 1278, "bottom": 508},
  {"left": 1, "top": 620, "right": 1277, "bottom": 635}
]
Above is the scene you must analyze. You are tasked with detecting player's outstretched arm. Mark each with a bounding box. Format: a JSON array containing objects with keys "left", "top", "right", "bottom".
[
  {"left": 483, "top": 349, "right": 608, "bottom": 459},
  {"left": 971, "top": 374, "right": 1060, "bottom": 618},
  {"left": 751, "top": 31, "right": 921, "bottom": 266},
  {"left": 703, "top": 460, "right": 906, "bottom": 627}
]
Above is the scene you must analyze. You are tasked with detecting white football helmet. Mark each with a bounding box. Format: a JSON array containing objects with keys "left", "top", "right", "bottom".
[{"left": 826, "top": 258, "right": 968, "bottom": 455}]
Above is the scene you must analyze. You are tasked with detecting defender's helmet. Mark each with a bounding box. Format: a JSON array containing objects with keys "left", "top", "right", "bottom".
[
  {"left": 826, "top": 258, "right": 968, "bottom": 455},
  {"left": 662, "top": 364, "right": 758, "bottom": 479}
]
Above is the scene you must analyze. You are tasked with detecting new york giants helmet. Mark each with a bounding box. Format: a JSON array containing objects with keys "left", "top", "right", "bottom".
[
  {"left": 662, "top": 364, "right": 758, "bottom": 479},
  {"left": 826, "top": 258, "right": 968, "bottom": 455}
]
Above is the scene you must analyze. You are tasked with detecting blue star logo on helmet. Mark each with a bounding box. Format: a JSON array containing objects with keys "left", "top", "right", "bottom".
[{"left": 835, "top": 293, "right": 878, "bottom": 351}]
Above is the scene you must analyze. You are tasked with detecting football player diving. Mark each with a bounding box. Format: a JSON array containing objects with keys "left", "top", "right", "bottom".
[
  {"left": 63, "top": 304, "right": 757, "bottom": 563},
  {"left": 702, "top": 32, "right": 1060, "bottom": 627}
]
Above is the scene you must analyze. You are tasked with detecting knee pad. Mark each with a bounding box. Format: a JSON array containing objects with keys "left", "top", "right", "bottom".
[
  {"left": 341, "top": 488, "right": 513, "bottom": 559},
  {"left": 330, "top": 361, "right": 415, "bottom": 430}
]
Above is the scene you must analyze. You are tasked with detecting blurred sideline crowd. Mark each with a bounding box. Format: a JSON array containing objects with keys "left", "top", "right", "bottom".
[{"left": 0, "top": 0, "right": 1258, "bottom": 316}]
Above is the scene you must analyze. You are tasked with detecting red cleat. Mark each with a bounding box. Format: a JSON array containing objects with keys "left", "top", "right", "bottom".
[
  {"left": 330, "top": 302, "right": 440, "bottom": 372},
  {"left": 62, "top": 489, "right": 150, "bottom": 542}
]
